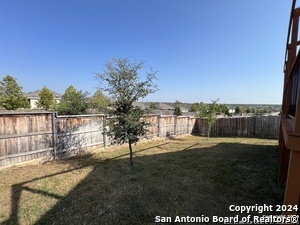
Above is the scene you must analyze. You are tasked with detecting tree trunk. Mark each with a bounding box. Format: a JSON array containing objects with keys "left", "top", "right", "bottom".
[
  {"left": 207, "top": 125, "right": 211, "bottom": 140},
  {"left": 129, "top": 140, "right": 133, "bottom": 166}
]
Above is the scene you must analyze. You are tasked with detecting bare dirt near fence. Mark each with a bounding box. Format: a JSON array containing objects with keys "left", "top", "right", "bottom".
[{"left": 0, "top": 135, "right": 283, "bottom": 225}]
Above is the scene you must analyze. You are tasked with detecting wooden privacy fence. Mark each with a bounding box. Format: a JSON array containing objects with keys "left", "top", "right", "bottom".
[
  {"left": 0, "top": 113, "right": 107, "bottom": 167},
  {"left": 0, "top": 113, "right": 196, "bottom": 167},
  {"left": 143, "top": 115, "right": 196, "bottom": 138},
  {"left": 0, "top": 112, "right": 55, "bottom": 167},
  {"left": 0, "top": 113, "right": 280, "bottom": 167},
  {"left": 194, "top": 115, "right": 280, "bottom": 139},
  {"left": 55, "top": 115, "right": 106, "bottom": 157}
]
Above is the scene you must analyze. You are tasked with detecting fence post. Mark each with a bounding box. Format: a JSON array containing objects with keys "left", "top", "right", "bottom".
[
  {"left": 103, "top": 115, "right": 107, "bottom": 148},
  {"left": 52, "top": 112, "right": 57, "bottom": 159},
  {"left": 157, "top": 115, "right": 160, "bottom": 137},
  {"left": 187, "top": 116, "right": 190, "bottom": 134},
  {"left": 174, "top": 116, "right": 177, "bottom": 136}
]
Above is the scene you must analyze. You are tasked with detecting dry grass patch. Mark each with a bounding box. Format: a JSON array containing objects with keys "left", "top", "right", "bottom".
[{"left": 0, "top": 136, "right": 283, "bottom": 225}]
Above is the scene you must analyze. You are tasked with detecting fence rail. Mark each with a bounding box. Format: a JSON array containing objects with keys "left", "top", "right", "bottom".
[{"left": 0, "top": 113, "right": 279, "bottom": 167}]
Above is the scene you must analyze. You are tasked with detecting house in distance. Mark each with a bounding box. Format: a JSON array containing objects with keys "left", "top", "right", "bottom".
[{"left": 25, "top": 90, "right": 62, "bottom": 109}]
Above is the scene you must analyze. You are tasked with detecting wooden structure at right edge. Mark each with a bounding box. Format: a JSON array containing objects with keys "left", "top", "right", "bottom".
[{"left": 279, "top": 0, "right": 300, "bottom": 217}]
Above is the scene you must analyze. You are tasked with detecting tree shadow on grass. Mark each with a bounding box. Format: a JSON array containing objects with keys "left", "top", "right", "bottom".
[
  {"left": 1, "top": 143, "right": 169, "bottom": 225},
  {"left": 2, "top": 142, "right": 284, "bottom": 225}
]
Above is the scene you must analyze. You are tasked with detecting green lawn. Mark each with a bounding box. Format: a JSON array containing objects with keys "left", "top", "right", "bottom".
[{"left": 0, "top": 136, "right": 284, "bottom": 225}]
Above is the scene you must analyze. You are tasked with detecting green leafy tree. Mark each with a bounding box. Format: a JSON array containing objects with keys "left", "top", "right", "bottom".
[
  {"left": 174, "top": 100, "right": 182, "bottom": 116},
  {"left": 0, "top": 75, "right": 30, "bottom": 110},
  {"left": 189, "top": 102, "right": 200, "bottom": 112},
  {"left": 36, "top": 86, "right": 55, "bottom": 110},
  {"left": 149, "top": 102, "right": 158, "bottom": 110},
  {"left": 215, "top": 104, "right": 222, "bottom": 115},
  {"left": 246, "top": 107, "right": 251, "bottom": 114},
  {"left": 145, "top": 102, "right": 159, "bottom": 114},
  {"left": 96, "top": 58, "right": 158, "bottom": 166},
  {"left": 203, "top": 99, "right": 219, "bottom": 139},
  {"left": 240, "top": 106, "right": 246, "bottom": 115},
  {"left": 262, "top": 107, "right": 268, "bottom": 114},
  {"left": 220, "top": 104, "right": 229, "bottom": 116},
  {"left": 90, "top": 89, "right": 110, "bottom": 112},
  {"left": 194, "top": 102, "right": 207, "bottom": 118},
  {"left": 252, "top": 107, "right": 257, "bottom": 115},
  {"left": 235, "top": 106, "right": 246, "bottom": 115},
  {"left": 58, "top": 85, "right": 89, "bottom": 115},
  {"left": 235, "top": 106, "right": 241, "bottom": 115}
]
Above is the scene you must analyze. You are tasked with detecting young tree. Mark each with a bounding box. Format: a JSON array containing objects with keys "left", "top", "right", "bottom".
[
  {"left": 36, "top": 86, "right": 55, "bottom": 110},
  {"left": 0, "top": 75, "right": 30, "bottom": 110},
  {"left": 90, "top": 89, "right": 110, "bottom": 112},
  {"left": 204, "top": 99, "right": 219, "bottom": 140},
  {"left": 96, "top": 58, "right": 158, "bottom": 166},
  {"left": 173, "top": 100, "right": 182, "bottom": 116},
  {"left": 58, "top": 85, "right": 89, "bottom": 115}
]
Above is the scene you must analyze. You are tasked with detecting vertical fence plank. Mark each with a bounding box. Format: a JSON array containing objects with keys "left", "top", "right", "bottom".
[{"left": 52, "top": 113, "right": 57, "bottom": 159}]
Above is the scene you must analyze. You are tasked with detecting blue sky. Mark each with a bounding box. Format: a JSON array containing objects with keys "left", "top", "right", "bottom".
[{"left": 0, "top": 1, "right": 292, "bottom": 104}]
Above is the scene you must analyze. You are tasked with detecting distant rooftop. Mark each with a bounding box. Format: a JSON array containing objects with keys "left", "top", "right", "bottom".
[
  {"left": 132, "top": 102, "right": 146, "bottom": 108},
  {"left": 25, "top": 90, "right": 62, "bottom": 99},
  {"left": 157, "top": 102, "right": 174, "bottom": 110}
]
